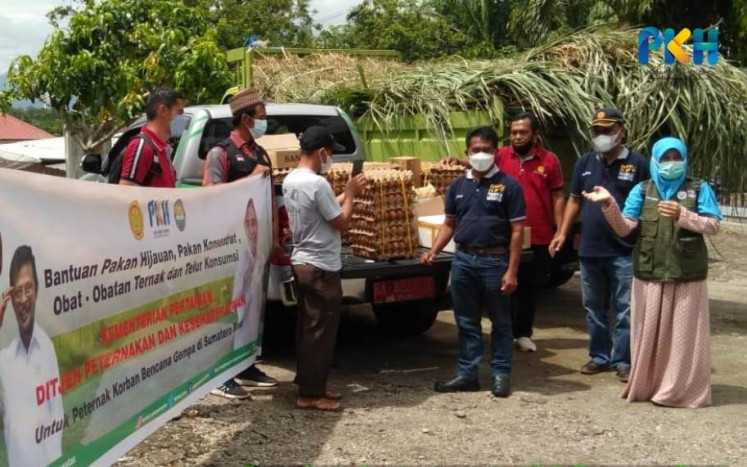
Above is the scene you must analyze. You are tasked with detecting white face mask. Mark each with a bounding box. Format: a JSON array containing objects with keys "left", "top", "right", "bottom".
[
  {"left": 593, "top": 131, "right": 620, "bottom": 154},
  {"left": 468, "top": 152, "right": 494, "bottom": 172},
  {"left": 320, "top": 150, "right": 334, "bottom": 174},
  {"left": 249, "top": 118, "right": 267, "bottom": 139}
]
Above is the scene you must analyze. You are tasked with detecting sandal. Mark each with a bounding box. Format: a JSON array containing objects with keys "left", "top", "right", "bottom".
[
  {"left": 295, "top": 396, "right": 342, "bottom": 412},
  {"left": 325, "top": 390, "right": 342, "bottom": 401}
]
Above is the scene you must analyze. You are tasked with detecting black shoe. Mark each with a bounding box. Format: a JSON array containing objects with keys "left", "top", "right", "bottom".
[
  {"left": 616, "top": 367, "right": 630, "bottom": 382},
  {"left": 580, "top": 360, "right": 611, "bottom": 375},
  {"left": 491, "top": 375, "right": 511, "bottom": 398},
  {"left": 234, "top": 365, "right": 278, "bottom": 387},
  {"left": 434, "top": 376, "right": 480, "bottom": 393},
  {"left": 210, "top": 380, "right": 253, "bottom": 400}
]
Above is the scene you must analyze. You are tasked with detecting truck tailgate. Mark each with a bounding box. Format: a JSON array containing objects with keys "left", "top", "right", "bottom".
[{"left": 339, "top": 245, "right": 452, "bottom": 280}]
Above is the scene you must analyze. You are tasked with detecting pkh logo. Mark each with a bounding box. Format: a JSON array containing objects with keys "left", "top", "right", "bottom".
[
  {"left": 148, "top": 200, "right": 171, "bottom": 228},
  {"left": 638, "top": 27, "right": 718, "bottom": 66}
]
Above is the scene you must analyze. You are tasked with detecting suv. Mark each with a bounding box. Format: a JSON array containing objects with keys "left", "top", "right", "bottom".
[{"left": 84, "top": 104, "right": 454, "bottom": 335}]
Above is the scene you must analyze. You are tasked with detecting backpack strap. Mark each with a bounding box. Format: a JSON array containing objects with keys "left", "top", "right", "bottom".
[{"left": 134, "top": 133, "right": 161, "bottom": 186}]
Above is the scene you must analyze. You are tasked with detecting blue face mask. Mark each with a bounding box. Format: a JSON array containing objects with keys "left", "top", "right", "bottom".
[
  {"left": 249, "top": 119, "right": 267, "bottom": 139},
  {"left": 657, "top": 161, "right": 686, "bottom": 180}
]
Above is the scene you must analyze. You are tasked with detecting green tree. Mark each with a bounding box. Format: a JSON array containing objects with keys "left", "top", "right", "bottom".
[
  {"left": 7, "top": 108, "right": 63, "bottom": 136},
  {"left": 0, "top": 0, "right": 230, "bottom": 177},
  {"left": 320, "top": 0, "right": 470, "bottom": 61},
  {"left": 183, "top": 0, "right": 317, "bottom": 50}
]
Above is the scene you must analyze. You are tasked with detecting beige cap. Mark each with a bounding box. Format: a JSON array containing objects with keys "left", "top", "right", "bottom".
[{"left": 229, "top": 89, "right": 263, "bottom": 116}]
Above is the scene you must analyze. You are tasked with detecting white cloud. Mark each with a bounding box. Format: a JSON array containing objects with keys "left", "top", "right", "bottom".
[
  {"left": 0, "top": 0, "right": 62, "bottom": 73},
  {"left": 311, "top": 0, "right": 361, "bottom": 26}
]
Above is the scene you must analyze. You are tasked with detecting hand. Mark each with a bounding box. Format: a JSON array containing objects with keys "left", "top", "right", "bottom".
[
  {"left": 582, "top": 186, "right": 613, "bottom": 207},
  {"left": 345, "top": 173, "right": 368, "bottom": 197},
  {"left": 252, "top": 165, "right": 271, "bottom": 178},
  {"left": 501, "top": 271, "right": 518, "bottom": 295},
  {"left": 0, "top": 288, "right": 12, "bottom": 329},
  {"left": 548, "top": 234, "right": 566, "bottom": 258},
  {"left": 659, "top": 201, "right": 682, "bottom": 220},
  {"left": 420, "top": 250, "right": 437, "bottom": 265}
]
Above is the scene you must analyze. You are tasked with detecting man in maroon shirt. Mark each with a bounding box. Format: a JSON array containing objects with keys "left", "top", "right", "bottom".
[
  {"left": 497, "top": 113, "right": 565, "bottom": 352},
  {"left": 120, "top": 87, "right": 181, "bottom": 188}
]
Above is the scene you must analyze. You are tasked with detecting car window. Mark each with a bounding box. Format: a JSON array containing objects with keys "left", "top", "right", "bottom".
[{"left": 198, "top": 115, "right": 355, "bottom": 160}]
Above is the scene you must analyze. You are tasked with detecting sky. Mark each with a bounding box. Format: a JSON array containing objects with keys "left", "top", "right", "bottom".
[{"left": 0, "top": 0, "right": 361, "bottom": 74}]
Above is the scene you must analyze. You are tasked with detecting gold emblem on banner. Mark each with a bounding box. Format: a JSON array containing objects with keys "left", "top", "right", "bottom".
[{"left": 128, "top": 201, "right": 144, "bottom": 240}]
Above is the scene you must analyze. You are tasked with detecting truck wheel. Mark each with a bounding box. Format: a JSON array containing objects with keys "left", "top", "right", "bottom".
[{"left": 373, "top": 300, "right": 439, "bottom": 336}]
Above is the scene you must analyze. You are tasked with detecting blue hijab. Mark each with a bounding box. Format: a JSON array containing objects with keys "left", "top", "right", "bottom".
[
  {"left": 651, "top": 137, "right": 688, "bottom": 201},
  {"left": 622, "top": 137, "right": 722, "bottom": 220}
]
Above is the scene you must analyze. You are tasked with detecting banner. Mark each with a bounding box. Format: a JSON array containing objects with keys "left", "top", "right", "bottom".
[{"left": 0, "top": 169, "right": 272, "bottom": 467}]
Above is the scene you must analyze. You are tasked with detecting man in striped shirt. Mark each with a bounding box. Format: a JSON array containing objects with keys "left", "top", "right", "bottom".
[{"left": 119, "top": 87, "right": 181, "bottom": 188}]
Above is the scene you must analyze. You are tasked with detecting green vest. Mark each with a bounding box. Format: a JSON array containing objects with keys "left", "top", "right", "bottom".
[{"left": 633, "top": 179, "right": 708, "bottom": 282}]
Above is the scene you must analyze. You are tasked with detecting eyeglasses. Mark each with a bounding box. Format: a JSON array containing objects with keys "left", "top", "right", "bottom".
[{"left": 11, "top": 282, "right": 35, "bottom": 301}]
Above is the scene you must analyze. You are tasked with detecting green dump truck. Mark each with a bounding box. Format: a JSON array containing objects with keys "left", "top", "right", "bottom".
[{"left": 221, "top": 46, "right": 499, "bottom": 162}]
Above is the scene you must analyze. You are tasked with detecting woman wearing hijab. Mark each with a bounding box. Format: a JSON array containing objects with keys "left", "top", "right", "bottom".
[{"left": 582, "top": 136, "right": 722, "bottom": 408}]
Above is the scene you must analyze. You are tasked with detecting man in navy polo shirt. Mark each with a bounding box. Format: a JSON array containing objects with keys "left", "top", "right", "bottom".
[
  {"left": 550, "top": 108, "right": 650, "bottom": 382},
  {"left": 422, "top": 126, "right": 526, "bottom": 398}
]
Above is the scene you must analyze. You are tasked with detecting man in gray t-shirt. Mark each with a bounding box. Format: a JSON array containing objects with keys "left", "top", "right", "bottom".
[{"left": 282, "top": 126, "right": 365, "bottom": 411}]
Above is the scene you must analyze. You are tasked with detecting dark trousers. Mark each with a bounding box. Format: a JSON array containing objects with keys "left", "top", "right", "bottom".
[
  {"left": 292, "top": 264, "right": 343, "bottom": 397},
  {"left": 512, "top": 245, "right": 552, "bottom": 339},
  {"left": 450, "top": 251, "right": 513, "bottom": 378}
]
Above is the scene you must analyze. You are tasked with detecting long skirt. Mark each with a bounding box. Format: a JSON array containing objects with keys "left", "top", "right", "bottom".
[{"left": 622, "top": 278, "right": 711, "bottom": 408}]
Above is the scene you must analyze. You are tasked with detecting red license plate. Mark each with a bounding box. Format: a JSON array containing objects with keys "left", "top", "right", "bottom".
[{"left": 373, "top": 277, "right": 435, "bottom": 304}]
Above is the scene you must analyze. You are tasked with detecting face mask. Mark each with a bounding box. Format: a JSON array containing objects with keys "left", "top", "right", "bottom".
[
  {"left": 592, "top": 131, "right": 620, "bottom": 154},
  {"left": 513, "top": 141, "right": 533, "bottom": 156},
  {"left": 249, "top": 118, "right": 267, "bottom": 139},
  {"left": 170, "top": 116, "right": 187, "bottom": 139},
  {"left": 468, "top": 152, "right": 494, "bottom": 172},
  {"left": 319, "top": 150, "right": 334, "bottom": 174},
  {"left": 657, "top": 161, "right": 686, "bottom": 180}
]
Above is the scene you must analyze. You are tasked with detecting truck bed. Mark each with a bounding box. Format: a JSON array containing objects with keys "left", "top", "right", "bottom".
[{"left": 339, "top": 245, "right": 452, "bottom": 280}]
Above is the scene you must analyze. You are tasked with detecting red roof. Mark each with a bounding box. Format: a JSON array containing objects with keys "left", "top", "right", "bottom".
[{"left": 0, "top": 114, "right": 54, "bottom": 141}]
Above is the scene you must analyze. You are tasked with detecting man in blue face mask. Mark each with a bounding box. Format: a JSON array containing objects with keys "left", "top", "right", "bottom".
[
  {"left": 550, "top": 108, "right": 651, "bottom": 382},
  {"left": 204, "top": 89, "right": 280, "bottom": 399}
]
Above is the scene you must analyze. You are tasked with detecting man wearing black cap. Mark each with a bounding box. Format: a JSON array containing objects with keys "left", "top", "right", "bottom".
[
  {"left": 282, "top": 126, "right": 366, "bottom": 411},
  {"left": 550, "top": 109, "right": 650, "bottom": 382}
]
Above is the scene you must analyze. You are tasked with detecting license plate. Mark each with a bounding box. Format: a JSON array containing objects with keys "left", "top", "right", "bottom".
[{"left": 373, "top": 277, "right": 435, "bottom": 304}]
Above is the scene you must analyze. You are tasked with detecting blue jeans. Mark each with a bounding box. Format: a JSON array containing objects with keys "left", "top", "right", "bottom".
[
  {"left": 579, "top": 256, "right": 632, "bottom": 371},
  {"left": 450, "top": 250, "right": 513, "bottom": 379}
]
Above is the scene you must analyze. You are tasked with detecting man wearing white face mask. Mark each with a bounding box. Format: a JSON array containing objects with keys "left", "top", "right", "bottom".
[
  {"left": 204, "top": 89, "right": 280, "bottom": 399},
  {"left": 283, "top": 126, "right": 366, "bottom": 411},
  {"left": 550, "top": 108, "right": 650, "bottom": 382},
  {"left": 422, "top": 126, "right": 526, "bottom": 398}
]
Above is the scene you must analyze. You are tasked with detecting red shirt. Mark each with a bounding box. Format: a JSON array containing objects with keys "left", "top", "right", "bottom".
[
  {"left": 496, "top": 144, "right": 564, "bottom": 245},
  {"left": 120, "top": 126, "right": 176, "bottom": 188}
]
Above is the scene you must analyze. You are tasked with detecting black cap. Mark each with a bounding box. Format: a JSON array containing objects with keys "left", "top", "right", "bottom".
[
  {"left": 299, "top": 126, "right": 345, "bottom": 152},
  {"left": 591, "top": 108, "right": 625, "bottom": 127}
]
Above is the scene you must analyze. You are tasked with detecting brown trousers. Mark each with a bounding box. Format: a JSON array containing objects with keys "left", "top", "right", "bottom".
[{"left": 292, "top": 264, "right": 343, "bottom": 397}]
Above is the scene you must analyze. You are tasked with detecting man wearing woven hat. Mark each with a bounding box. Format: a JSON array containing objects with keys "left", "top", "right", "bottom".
[
  {"left": 205, "top": 88, "right": 279, "bottom": 400},
  {"left": 550, "top": 108, "right": 650, "bottom": 382}
]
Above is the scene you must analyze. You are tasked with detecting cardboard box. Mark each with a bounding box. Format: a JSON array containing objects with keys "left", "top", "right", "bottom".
[
  {"left": 418, "top": 215, "right": 455, "bottom": 253},
  {"left": 391, "top": 156, "right": 422, "bottom": 187},
  {"left": 412, "top": 196, "right": 444, "bottom": 218},
  {"left": 256, "top": 133, "right": 302, "bottom": 169},
  {"left": 418, "top": 215, "right": 531, "bottom": 252}
]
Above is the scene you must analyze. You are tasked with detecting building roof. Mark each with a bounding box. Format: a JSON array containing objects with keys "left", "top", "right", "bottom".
[{"left": 0, "top": 114, "right": 54, "bottom": 141}]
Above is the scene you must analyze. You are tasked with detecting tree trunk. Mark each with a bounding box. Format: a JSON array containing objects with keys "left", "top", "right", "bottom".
[{"left": 63, "top": 125, "right": 111, "bottom": 179}]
